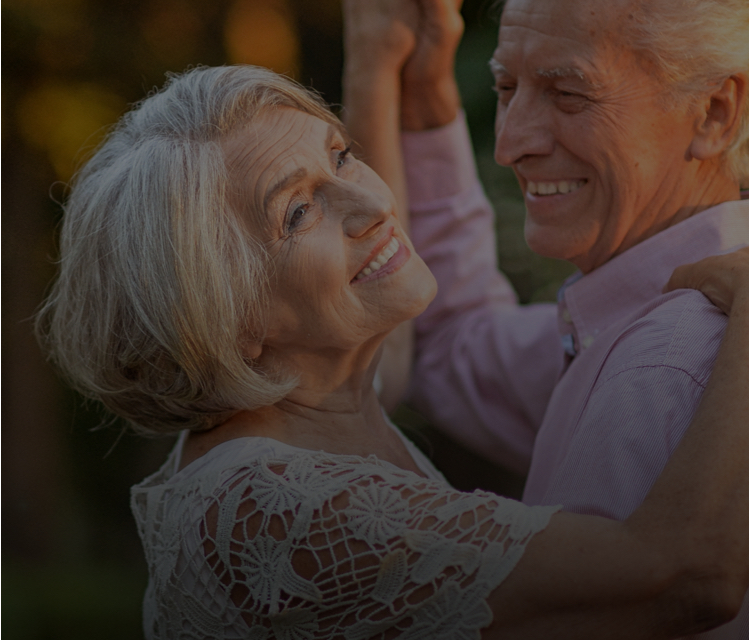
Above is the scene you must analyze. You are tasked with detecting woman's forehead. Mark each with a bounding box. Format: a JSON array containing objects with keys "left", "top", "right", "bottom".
[
  {"left": 222, "top": 108, "right": 346, "bottom": 228},
  {"left": 224, "top": 109, "right": 343, "bottom": 179}
]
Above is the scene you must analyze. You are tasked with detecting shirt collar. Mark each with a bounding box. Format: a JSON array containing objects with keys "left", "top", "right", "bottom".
[{"left": 557, "top": 200, "right": 749, "bottom": 355}]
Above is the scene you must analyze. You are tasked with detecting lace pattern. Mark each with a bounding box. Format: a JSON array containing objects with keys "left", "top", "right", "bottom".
[{"left": 131, "top": 435, "right": 559, "bottom": 639}]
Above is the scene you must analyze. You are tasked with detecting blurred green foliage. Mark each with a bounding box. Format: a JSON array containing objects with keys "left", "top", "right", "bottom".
[{"left": 3, "top": 1, "right": 574, "bottom": 637}]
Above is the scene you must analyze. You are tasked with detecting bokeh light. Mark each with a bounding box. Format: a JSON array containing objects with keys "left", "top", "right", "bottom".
[
  {"left": 224, "top": 0, "right": 300, "bottom": 76},
  {"left": 17, "top": 82, "right": 125, "bottom": 183}
]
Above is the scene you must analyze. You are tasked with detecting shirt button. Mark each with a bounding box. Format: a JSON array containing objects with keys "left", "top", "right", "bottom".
[
  {"left": 561, "top": 309, "right": 572, "bottom": 323},
  {"left": 581, "top": 335, "right": 595, "bottom": 349},
  {"left": 561, "top": 334, "right": 577, "bottom": 356}
]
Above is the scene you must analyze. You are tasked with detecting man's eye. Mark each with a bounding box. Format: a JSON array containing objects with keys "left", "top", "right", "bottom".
[
  {"left": 287, "top": 204, "right": 308, "bottom": 231},
  {"left": 493, "top": 83, "right": 516, "bottom": 105},
  {"left": 337, "top": 145, "right": 352, "bottom": 168},
  {"left": 553, "top": 90, "right": 589, "bottom": 113}
]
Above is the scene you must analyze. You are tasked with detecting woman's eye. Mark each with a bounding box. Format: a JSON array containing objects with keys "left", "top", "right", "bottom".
[
  {"left": 287, "top": 204, "right": 308, "bottom": 231},
  {"left": 337, "top": 146, "right": 351, "bottom": 168}
]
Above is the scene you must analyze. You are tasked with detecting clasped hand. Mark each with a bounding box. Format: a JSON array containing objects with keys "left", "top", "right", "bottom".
[{"left": 343, "top": 0, "right": 464, "bottom": 130}]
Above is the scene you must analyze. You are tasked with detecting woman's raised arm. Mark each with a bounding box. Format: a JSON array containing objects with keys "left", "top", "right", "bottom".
[
  {"left": 341, "top": 0, "right": 417, "bottom": 411},
  {"left": 342, "top": 0, "right": 465, "bottom": 411}
]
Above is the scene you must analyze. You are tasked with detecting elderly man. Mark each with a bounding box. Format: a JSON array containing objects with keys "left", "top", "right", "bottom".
[{"left": 344, "top": 0, "right": 747, "bottom": 636}]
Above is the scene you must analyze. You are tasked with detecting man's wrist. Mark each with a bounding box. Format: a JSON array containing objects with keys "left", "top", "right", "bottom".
[{"left": 401, "top": 77, "right": 461, "bottom": 131}]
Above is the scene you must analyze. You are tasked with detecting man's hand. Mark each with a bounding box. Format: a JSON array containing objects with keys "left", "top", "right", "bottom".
[{"left": 665, "top": 247, "right": 749, "bottom": 315}]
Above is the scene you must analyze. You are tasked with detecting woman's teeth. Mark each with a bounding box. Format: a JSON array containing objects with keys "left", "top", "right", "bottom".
[
  {"left": 354, "top": 236, "right": 399, "bottom": 280},
  {"left": 527, "top": 179, "right": 586, "bottom": 196}
]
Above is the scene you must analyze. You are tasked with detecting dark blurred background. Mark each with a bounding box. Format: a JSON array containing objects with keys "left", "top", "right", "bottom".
[{"left": 2, "top": 0, "right": 574, "bottom": 637}]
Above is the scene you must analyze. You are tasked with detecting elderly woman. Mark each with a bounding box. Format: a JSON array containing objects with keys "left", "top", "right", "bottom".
[{"left": 36, "top": 63, "right": 748, "bottom": 639}]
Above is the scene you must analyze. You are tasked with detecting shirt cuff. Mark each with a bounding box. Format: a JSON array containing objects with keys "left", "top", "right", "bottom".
[{"left": 401, "top": 110, "right": 481, "bottom": 208}]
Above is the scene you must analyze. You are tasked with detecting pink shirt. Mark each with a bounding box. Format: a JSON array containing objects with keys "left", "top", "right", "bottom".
[{"left": 402, "top": 113, "right": 748, "bottom": 639}]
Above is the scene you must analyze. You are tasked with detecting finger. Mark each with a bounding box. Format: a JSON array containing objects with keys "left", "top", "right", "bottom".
[
  {"left": 663, "top": 263, "right": 696, "bottom": 294},
  {"left": 418, "top": 0, "right": 464, "bottom": 34}
]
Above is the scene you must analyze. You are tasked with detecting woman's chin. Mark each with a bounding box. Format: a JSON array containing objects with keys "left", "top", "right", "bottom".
[
  {"left": 389, "top": 271, "right": 438, "bottom": 326},
  {"left": 414, "top": 271, "right": 438, "bottom": 315},
  {"left": 411, "top": 267, "right": 438, "bottom": 314}
]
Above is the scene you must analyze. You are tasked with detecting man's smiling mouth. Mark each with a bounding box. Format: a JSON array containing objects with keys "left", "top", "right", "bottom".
[{"left": 527, "top": 179, "right": 587, "bottom": 196}]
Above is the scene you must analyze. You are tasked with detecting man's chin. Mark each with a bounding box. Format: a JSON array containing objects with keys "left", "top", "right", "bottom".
[{"left": 525, "top": 228, "right": 577, "bottom": 264}]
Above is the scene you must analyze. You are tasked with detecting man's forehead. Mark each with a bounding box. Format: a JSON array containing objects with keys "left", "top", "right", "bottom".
[
  {"left": 499, "top": 0, "right": 633, "bottom": 35},
  {"left": 494, "top": 0, "right": 633, "bottom": 82}
]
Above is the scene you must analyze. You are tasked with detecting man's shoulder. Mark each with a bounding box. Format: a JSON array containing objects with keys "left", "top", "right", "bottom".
[{"left": 599, "top": 290, "right": 727, "bottom": 388}]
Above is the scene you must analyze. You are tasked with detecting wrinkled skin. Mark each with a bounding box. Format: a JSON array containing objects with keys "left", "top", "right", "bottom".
[
  {"left": 492, "top": 0, "right": 741, "bottom": 273},
  {"left": 223, "top": 108, "right": 437, "bottom": 369}
]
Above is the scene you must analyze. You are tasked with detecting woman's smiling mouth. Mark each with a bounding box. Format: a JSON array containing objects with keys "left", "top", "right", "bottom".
[{"left": 353, "top": 236, "right": 406, "bottom": 282}]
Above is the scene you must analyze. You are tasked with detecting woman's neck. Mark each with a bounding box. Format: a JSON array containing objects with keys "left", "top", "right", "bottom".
[{"left": 180, "top": 344, "right": 426, "bottom": 476}]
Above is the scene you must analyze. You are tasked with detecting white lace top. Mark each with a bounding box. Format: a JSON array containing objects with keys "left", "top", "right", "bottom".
[{"left": 131, "top": 422, "right": 560, "bottom": 639}]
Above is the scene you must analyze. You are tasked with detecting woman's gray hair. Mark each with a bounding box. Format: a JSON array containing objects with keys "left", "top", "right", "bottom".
[
  {"left": 622, "top": 0, "right": 748, "bottom": 185},
  {"left": 36, "top": 65, "right": 341, "bottom": 436}
]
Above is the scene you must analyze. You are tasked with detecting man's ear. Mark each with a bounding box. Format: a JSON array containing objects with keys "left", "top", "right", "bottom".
[{"left": 689, "top": 74, "right": 747, "bottom": 162}]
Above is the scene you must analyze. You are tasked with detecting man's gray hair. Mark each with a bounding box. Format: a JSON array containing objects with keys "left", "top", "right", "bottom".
[
  {"left": 36, "top": 66, "right": 341, "bottom": 436},
  {"left": 495, "top": 0, "right": 748, "bottom": 184},
  {"left": 617, "top": 0, "right": 747, "bottom": 184}
]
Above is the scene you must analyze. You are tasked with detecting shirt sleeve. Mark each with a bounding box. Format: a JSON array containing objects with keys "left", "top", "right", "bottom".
[
  {"left": 535, "top": 293, "right": 728, "bottom": 520},
  {"left": 401, "top": 113, "right": 564, "bottom": 476},
  {"left": 154, "top": 453, "right": 560, "bottom": 640}
]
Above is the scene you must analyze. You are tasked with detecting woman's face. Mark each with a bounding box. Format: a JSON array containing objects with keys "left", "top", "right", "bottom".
[{"left": 224, "top": 108, "right": 436, "bottom": 356}]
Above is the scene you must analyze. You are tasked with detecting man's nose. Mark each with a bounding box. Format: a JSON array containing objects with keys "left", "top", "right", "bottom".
[{"left": 494, "top": 89, "right": 554, "bottom": 167}]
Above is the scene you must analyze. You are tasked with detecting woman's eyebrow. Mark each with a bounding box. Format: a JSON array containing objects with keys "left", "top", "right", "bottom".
[
  {"left": 264, "top": 166, "right": 307, "bottom": 211},
  {"left": 263, "top": 122, "right": 347, "bottom": 210}
]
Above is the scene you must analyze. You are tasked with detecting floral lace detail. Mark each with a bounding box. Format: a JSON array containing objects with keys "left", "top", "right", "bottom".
[{"left": 131, "top": 437, "right": 560, "bottom": 639}]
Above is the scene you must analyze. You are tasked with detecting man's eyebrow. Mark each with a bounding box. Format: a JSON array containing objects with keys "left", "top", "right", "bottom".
[
  {"left": 488, "top": 58, "right": 508, "bottom": 76},
  {"left": 489, "top": 58, "right": 598, "bottom": 88},
  {"left": 536, "top": 66, "right": 585, "bottom": 80},
  {"left": 536, "top": 66, "right": 600, "bottom": 88}
]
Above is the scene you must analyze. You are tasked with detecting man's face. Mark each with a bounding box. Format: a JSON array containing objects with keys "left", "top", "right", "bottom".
[{"left": 492, "top": 0, "right": 699, "bottom": 273}]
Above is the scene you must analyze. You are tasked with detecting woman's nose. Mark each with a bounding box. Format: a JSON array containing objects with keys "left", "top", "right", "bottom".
[
  {"left": 494, "top": 89, "right": 554, "bottom": 166},
  {"left": 337, "top": 181, "right": 392, "bottom": 239}
]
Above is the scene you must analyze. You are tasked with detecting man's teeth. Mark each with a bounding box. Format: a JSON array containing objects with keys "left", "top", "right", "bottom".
[
  {"left": 354, "top": 237, "right": 399, "bottom": 280},
  {"left": 527, "top": 179, "right": 586, "bottom": 196}
]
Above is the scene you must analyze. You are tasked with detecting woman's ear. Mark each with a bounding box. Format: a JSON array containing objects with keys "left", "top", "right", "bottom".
[
  {"left": 689, "top": 74, "right": 747, "bottom": 162},
  {"left": 240, "top": 333, "right": 263, "bottom": 361},
  {"left": 244, "top": 341, "right": 263, "bottom": 360}
]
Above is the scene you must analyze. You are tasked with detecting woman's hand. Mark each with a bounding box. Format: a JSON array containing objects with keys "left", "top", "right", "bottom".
[
  {"left": 401, "top": 0, "right": 464, "bottom": 131},
  {"left": 342, "top": 0, "right": 418, "bottom": 78},
  {"left": 664, "top": 247, "right": 748, "bottom": 315},
  {"left": 342, "top": 0, "right": 464, "bottom": 131}
]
